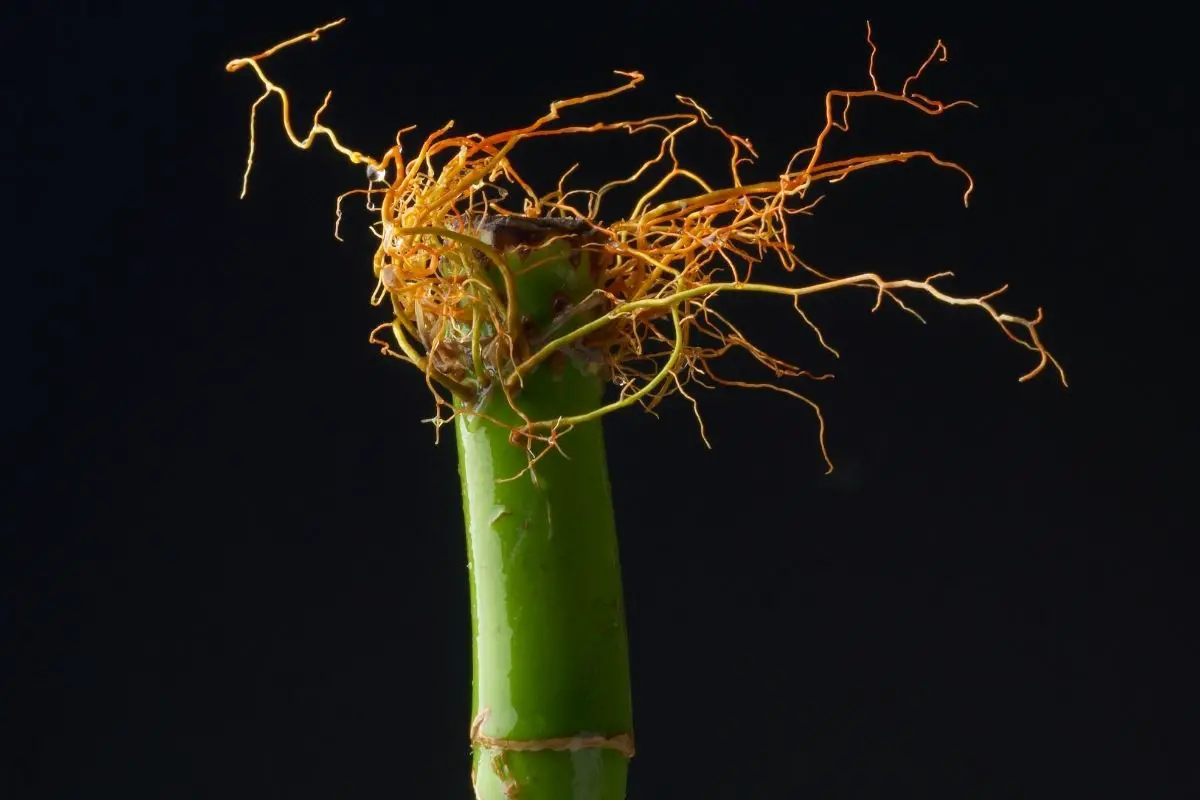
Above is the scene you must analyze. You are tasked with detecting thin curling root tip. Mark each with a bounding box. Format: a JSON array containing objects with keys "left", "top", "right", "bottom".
[{"left": 225, "top": 18, "right": 346, "bottom": 72}]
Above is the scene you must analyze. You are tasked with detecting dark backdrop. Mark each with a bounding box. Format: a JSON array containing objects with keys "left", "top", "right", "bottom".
[{"left": 5, "top": 3, "right": 1193, "bottom": 797}]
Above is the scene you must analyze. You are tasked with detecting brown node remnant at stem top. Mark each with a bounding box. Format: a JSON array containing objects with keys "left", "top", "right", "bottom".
[{"left": 227, "top": 18, "right": 1066, "bottom": 474}]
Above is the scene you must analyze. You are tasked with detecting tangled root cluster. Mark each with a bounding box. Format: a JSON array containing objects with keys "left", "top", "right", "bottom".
[{"left": 227, "top": 19, "right": 1065, "bottom": 472}]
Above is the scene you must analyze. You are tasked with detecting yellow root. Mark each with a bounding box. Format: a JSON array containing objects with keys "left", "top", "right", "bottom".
[{"left": 227, "top": 19, "right": 1066, "bottom": 473}]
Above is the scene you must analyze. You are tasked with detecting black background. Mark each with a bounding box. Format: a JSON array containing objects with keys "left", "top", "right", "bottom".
[{"left": 5, "top": 3, "right": 1193, "bottom": 797}]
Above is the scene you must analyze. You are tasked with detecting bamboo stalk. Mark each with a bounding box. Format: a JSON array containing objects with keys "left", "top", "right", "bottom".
[
  {"left": 456, "top": 218, "right": 633, "bottom": 800},
  {"left": 227, "top": 25, "right": 1067, "bottom": 799}
]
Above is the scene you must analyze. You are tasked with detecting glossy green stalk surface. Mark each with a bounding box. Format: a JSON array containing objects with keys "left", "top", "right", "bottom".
[{"left": 456, "top": 234, "right": 633, "bottom": 799}]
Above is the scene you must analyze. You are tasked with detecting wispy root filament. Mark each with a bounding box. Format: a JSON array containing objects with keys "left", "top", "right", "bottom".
[{"left": 227, "top": 19, "right": 1066, "bottom": 475}]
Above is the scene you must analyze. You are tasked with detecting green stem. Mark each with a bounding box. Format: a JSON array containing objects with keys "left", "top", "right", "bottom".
[{"left": 455, "top": 220, "right": 634, "bottom": 800}]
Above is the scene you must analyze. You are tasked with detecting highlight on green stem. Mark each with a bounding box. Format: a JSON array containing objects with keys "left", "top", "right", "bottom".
[{"left": 226, "top": 18, "right": 1066, "bottom": 799}]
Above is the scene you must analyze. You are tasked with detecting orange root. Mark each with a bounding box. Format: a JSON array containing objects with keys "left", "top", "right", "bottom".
[{"left": 228, "top": 19, "right": 1065, "bottom": 473}]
